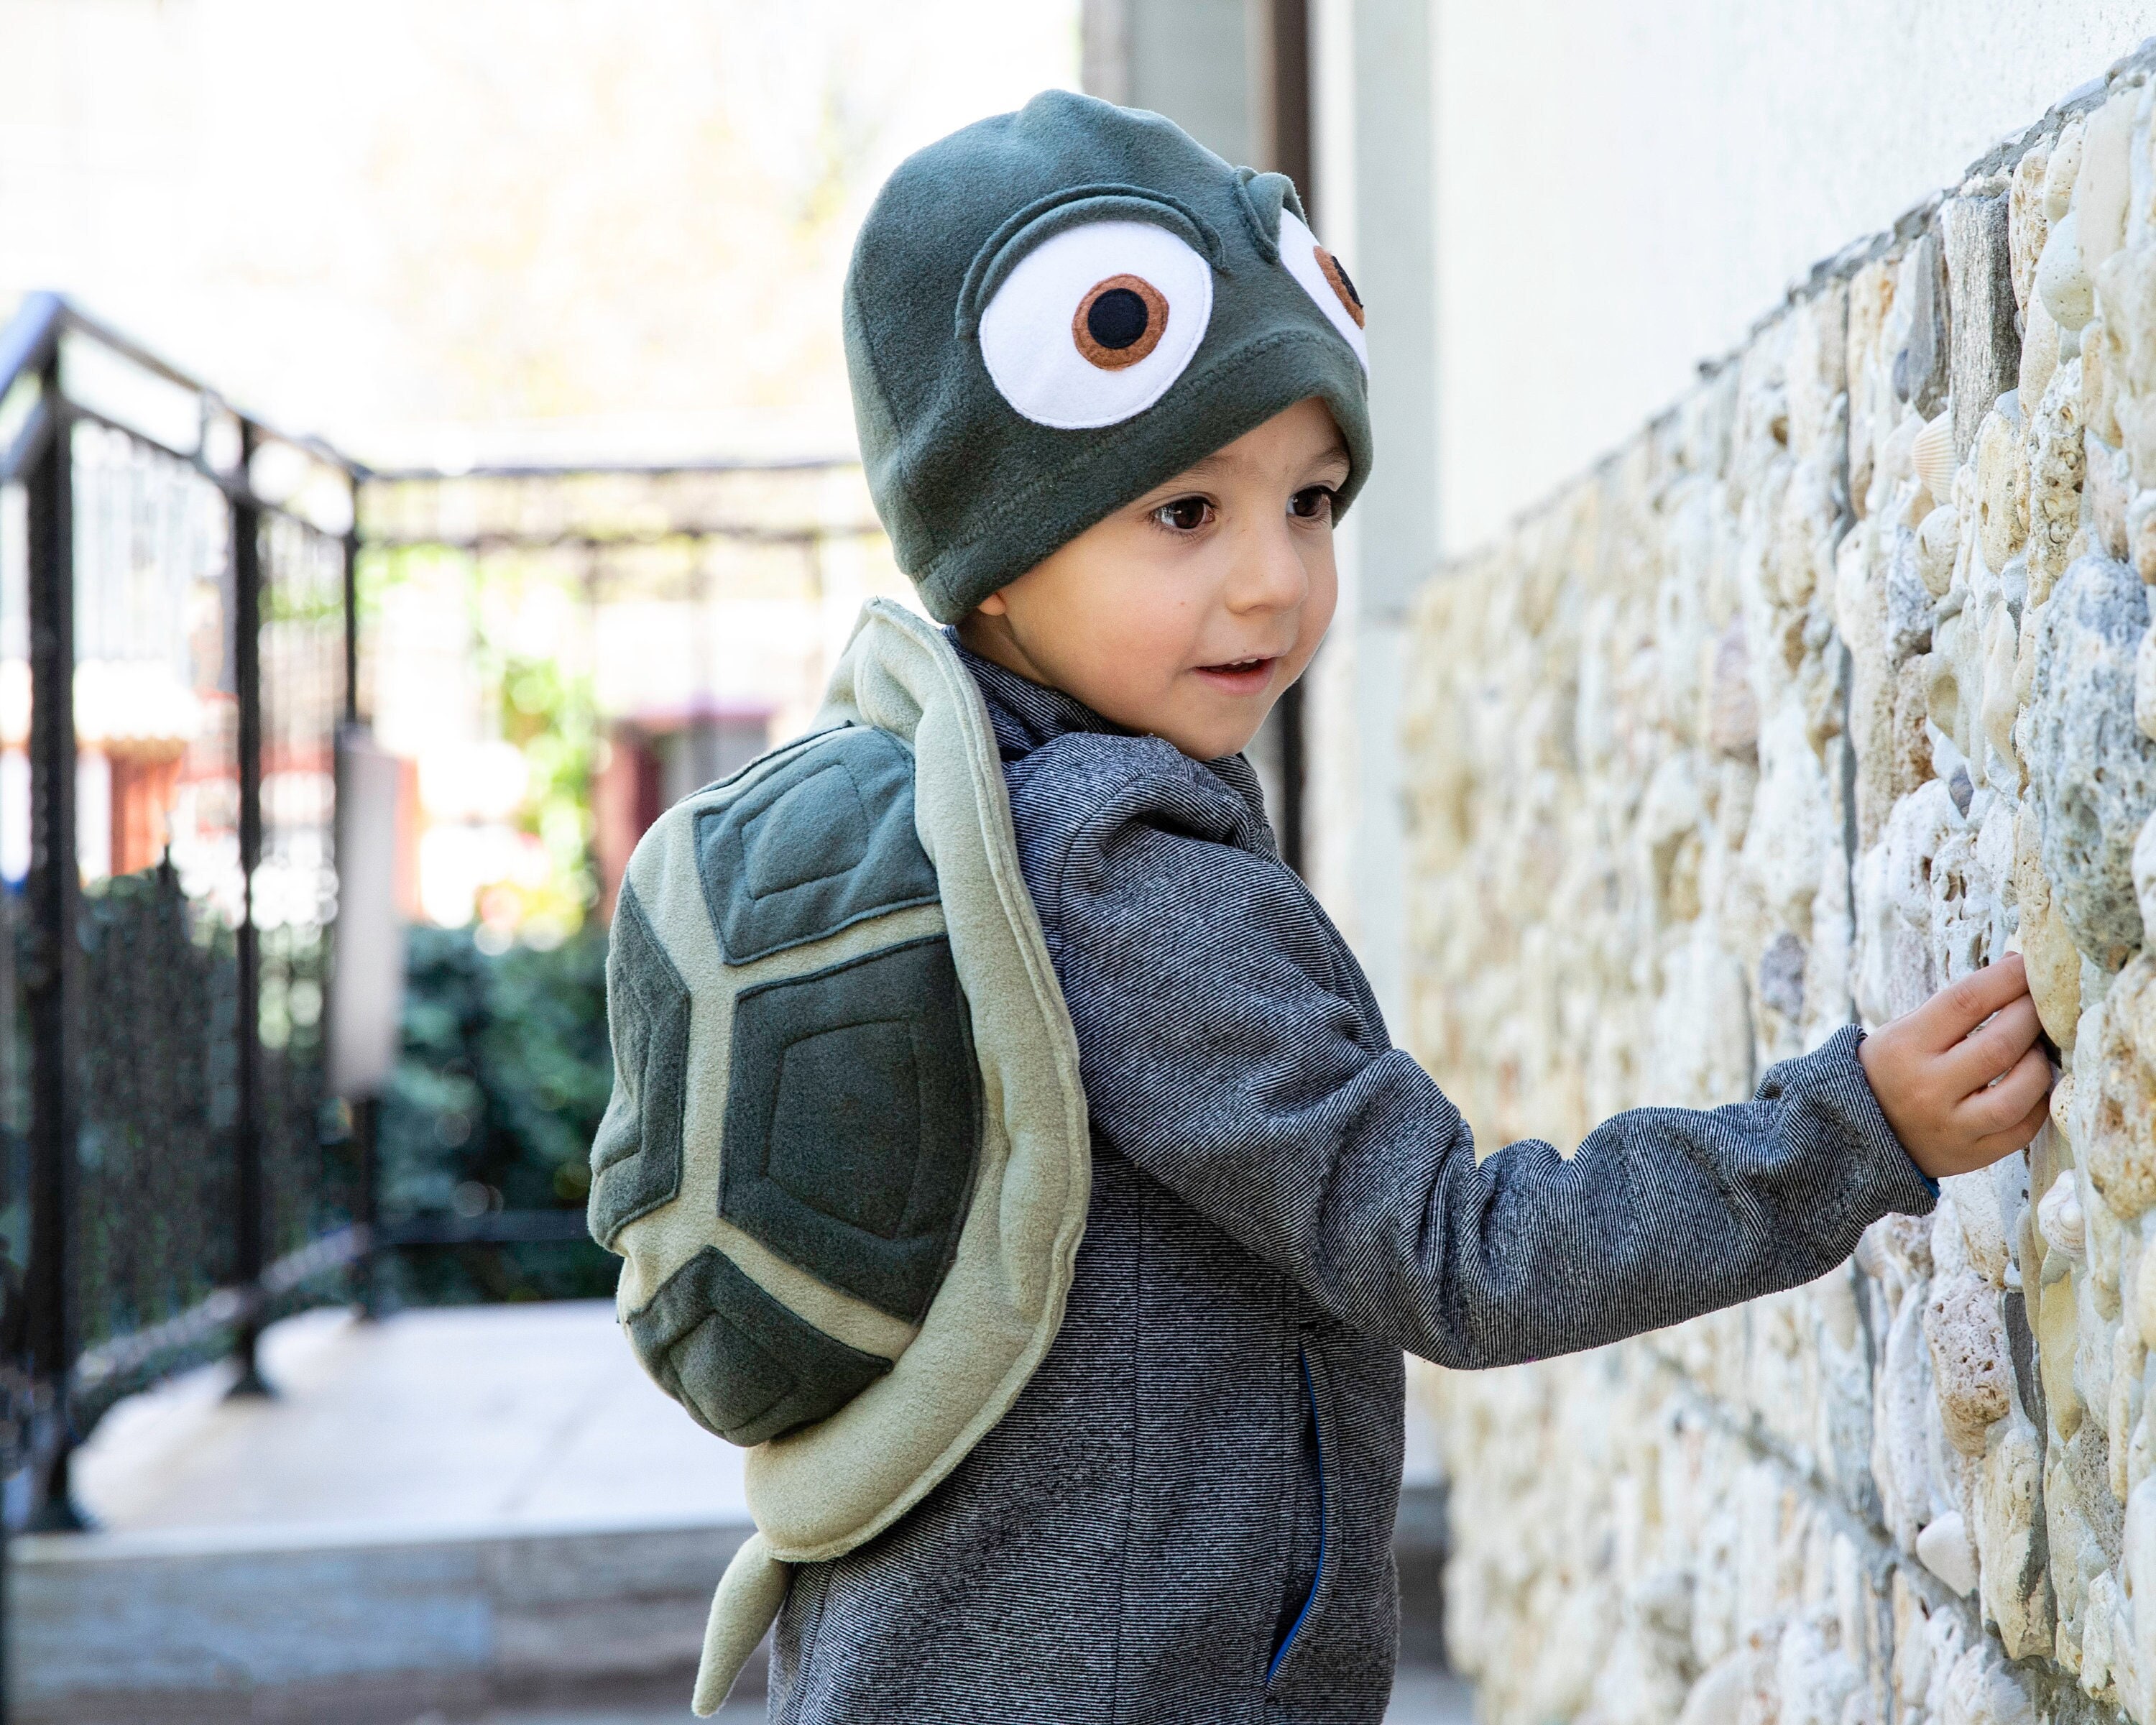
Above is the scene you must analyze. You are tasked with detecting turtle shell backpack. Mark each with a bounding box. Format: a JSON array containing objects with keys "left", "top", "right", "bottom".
[{"left": 588, "top": 601, "right": 1092, "bottom": 1711}]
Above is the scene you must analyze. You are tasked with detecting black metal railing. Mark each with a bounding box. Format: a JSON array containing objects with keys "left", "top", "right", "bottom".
[
  {"left": 0, "top": 295, "right": 364, "bottom": 1533},
  {"left": 0, "top": 294, "right": 898, "bottom": 1721},
  {"left": 0, "top": 293, "right": 897, "bottom": 1538}
]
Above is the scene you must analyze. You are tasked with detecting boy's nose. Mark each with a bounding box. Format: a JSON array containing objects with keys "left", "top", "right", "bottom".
[{"left": 1227, "top": 520, "right": 1311, "bottom": 615}]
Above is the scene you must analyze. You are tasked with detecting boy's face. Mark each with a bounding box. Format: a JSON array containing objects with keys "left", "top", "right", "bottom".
[{"left": 957, "top": 397, "right": 1348, "bottom": 761}]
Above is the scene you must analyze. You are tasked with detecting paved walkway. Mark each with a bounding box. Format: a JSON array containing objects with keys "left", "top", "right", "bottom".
[{"left": 75, "top": 1301, "right": 746, "bottom": 1537}]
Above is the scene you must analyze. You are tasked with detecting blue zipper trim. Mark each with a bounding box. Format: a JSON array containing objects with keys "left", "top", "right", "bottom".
[{"left": 1266, "top": 1348, "right": 1326, "bottom": 1684}]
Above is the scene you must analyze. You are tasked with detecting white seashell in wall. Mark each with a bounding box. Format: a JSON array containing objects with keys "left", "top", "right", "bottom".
[
  {"left": 1914, "top": 410, "right": 1958, "bottom": 502},
  {"left": 2039, "top": 208, "right": 2096, "bottom": 334}
]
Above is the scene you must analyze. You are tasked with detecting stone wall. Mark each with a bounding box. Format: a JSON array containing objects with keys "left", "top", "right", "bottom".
[{"left": 1401, "top": 45, "right": 2156, "bottom": 1725}]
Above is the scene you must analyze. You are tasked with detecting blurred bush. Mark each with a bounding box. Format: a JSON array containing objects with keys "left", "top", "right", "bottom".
[{"left": 376, "top": 923, "right": 616, "bottom": 1305}]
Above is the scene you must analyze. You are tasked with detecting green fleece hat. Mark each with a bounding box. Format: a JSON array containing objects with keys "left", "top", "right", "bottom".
[{"left": 844, "top": 89, "right": 1373, "bottom": 623}]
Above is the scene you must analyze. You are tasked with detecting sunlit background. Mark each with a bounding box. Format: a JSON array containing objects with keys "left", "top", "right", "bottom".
[{"left": 4, "top": 0, "right": 1077, "bottom": 951}]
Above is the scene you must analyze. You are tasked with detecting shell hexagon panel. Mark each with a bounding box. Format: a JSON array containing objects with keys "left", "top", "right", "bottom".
[
  {"left": 590, "top": 724, "right": 980, "bottom": 1448},
  {"left": 1399, "top": 53, "right": 2156, "bottom": 1725}
]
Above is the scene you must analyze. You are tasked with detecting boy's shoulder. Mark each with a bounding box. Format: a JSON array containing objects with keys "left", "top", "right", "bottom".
[{"left": 1000, "top": 727, "right": 1279, "bottom": 878}]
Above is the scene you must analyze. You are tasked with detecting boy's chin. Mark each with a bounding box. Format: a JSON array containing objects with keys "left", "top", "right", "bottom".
[{"left": 1155, "top": 710, "right": 1271, "bottom": 763}]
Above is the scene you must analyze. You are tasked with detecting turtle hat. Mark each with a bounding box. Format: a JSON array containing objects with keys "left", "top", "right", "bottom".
[{"left": 844, "top": 88, "right": 1373, "bottom": 624}]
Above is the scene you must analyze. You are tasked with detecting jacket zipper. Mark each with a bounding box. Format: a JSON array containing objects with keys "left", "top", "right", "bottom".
[{"left": 1266, "top": 1347, "right": 1326, "bottom": 1684}]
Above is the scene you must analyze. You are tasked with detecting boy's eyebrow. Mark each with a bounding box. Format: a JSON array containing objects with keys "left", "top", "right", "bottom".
[
  {"left": 1157, "top": 436, "right": 1352, "bottom": 489},
  {"left": 1171, "top": 449, "right": 1232, "bottom": 479}
]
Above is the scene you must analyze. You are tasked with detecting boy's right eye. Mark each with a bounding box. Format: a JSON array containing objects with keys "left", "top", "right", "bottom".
[{"left": 1153, "top": 496, "right": 1212, "bottom": 533}]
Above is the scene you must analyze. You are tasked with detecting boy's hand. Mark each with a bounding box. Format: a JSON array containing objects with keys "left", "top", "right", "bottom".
[{"left": 1856, "top": 954, "right": 2053, "bottom": 1179}]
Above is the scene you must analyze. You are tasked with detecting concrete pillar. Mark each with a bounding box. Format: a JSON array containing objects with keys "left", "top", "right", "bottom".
[
  {"left": 1305, "top": 0, "right": 1435, "bottom": 1031},
  {"left": 1080, "top": 0, "right": 1253, "bottom": 162}
]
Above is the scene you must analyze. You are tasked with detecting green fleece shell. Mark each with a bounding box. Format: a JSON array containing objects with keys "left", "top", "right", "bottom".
[
  {"left": 589, "top": 600, "right": 1092, "bottom": 1714},
  {"left": 845, "top": 88, "right": 1373, "bottom": 622}
]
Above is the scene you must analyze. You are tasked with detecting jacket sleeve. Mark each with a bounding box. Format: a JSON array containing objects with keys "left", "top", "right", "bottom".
[{"left": 1027, "top": 737, "right": 1937, "bottom": 1371}]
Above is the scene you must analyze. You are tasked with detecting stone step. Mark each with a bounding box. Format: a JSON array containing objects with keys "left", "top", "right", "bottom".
[
  {"left": 21, "top": 1302, "right": 752, "bottom": 1722},
  {"left": 15, "top": 1512, "right": 754, "bottom": 1724}
]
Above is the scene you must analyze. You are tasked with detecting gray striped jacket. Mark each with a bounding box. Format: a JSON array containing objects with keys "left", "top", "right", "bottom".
[{"left": 765, "top": 644, "right": 1935, "bottom": 1724}]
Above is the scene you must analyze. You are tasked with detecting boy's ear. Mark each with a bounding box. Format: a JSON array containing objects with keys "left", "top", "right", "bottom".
[{"left": 973, "top": 591, "right": 1010, "bottom": 618}]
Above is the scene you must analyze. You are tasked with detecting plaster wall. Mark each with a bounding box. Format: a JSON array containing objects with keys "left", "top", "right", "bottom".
[
  {"left": 1406, "top": 44, "right": 2156, "bottom": 1725},
  {"left": 1436, "top": 2, "right": 2156, "bottom": 556}
]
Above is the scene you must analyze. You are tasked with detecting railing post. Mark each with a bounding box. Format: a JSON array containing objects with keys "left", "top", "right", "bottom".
[
  {"left": 24, "top": 350, "right": 83, "bottom": 1530},
  {"left": 340, "top": 520, "right": 382, "bottom": 1320},
  {"left": 351, "top": 1095, "right": 381, "bottom": 1320},
  {"left": 228, "top": 424, "right": 270, "bottom": 1399},
  {"left": 342, "top": 520, "right": 360, "bottom": 727}
]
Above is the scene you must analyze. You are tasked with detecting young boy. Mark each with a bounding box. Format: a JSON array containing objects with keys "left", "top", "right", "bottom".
[{"left": 635, "top": 92, "right": 2050, "bottom": 1722}]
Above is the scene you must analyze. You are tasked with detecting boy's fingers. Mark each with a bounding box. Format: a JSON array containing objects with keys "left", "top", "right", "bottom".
[
  {"left": 1966, "top": 1092, "right": 2055, "bottom": 1162},
  {"left": 1956, "top": 1044, "right": 2053, "bottom": 1134},
  {"left": 1909, "top": 954, "right": 2031, "bottom": 1049},
  {"left": 1940, "top": 995, "right": 2042, "bottom": 1095}
]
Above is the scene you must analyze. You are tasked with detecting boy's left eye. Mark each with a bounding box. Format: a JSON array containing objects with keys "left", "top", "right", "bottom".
[
  {"left": 1153, "top": 496, "right": 1212, "bottom": 532},
  {"left": 1289, "top": 486, "right": 1334, "bottom": 520}
]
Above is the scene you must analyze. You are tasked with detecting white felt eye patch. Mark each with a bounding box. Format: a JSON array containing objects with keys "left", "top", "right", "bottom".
[
  {"left": 977, "top": 219, "right": 1214, "bottom": 429},
  {"left": 1278, "top": 210, "right": 1367, "bottom": 371}
]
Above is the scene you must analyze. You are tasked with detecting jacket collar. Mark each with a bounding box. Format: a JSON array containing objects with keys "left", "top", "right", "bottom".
[
  {"left": 948, "top": 630, "right": 1277, "bottom": 845},
  {"left": 949, "top": 631, "right": 1118, "bottom": 762}
]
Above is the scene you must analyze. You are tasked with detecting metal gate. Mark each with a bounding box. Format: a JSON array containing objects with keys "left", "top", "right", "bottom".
[{"left": 0, "top": 294, "right": 362, "bottom": 1538}]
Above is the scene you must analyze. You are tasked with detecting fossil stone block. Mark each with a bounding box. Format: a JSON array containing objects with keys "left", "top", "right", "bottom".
[
  {"left": 2015, "top": 800, "right": 2083, "bottom": 1046},
  {"left": 2086, "top": 955, "right": 2156, "bottom": 1220},
  {"left": 1927, "top": 1271, "right": 2014, "bottom": 1453},
  {"left": 2077, "top": 91, "right": 2139, "bottom": 277},
  {"left": 1705, "top": 616, "right": 1759, "bottom": 757},
  {"left": 1896, "top": 231, "right": 1950, "bottom": 420},
  {"left": 2010, "top": 141, "right": 2053, "bottom": 315},
  {"left": 1945, "top": 196, "right": 2022, "bottom": 464},
  {"left": 2028, "top": 362, "right": 2088, "bottom": 598},
  {"left": 2027, "top": 556, "right": 2156, "bottom": 970}
]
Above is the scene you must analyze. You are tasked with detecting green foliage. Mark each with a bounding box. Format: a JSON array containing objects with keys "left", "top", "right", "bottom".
[
  {"left": 499, "top": 653, "right": 600, "bottom": 928},
  {"left": 355, "top": 542, "right": 601, "bottom": 937},
  {"left": 377, "top": 922, "right": 617, "bottom": 1306}
]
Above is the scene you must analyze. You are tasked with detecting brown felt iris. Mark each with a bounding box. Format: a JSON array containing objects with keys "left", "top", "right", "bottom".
[
  {"left": 1072, "top": 274, "right": 1169, "bottom": 370},
  {"left": 1315, "top": 247, "right": 1364, "bottom": 329}
]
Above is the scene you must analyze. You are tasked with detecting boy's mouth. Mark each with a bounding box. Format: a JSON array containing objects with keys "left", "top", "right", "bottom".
[{"left": 1193, "top": 656, "right": 1277, "bottom": 694}]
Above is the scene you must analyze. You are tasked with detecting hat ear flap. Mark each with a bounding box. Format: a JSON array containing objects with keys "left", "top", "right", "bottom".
[{"left": 1233, "top": 169, "right": 1305, "bottom": 262}]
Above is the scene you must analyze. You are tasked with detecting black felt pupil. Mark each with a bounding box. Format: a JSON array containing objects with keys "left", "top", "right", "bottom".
[
  {"left": 1332, "top": 258, "right": 1361, "bottom": 306},
  {"left": 1086, "top": 288, "right": 1151, "bottom": 351}
]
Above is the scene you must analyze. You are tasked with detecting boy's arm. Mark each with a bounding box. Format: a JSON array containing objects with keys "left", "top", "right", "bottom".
[{"left": 1037, "top": 744, "right": 1939, "bottom": 1369}]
